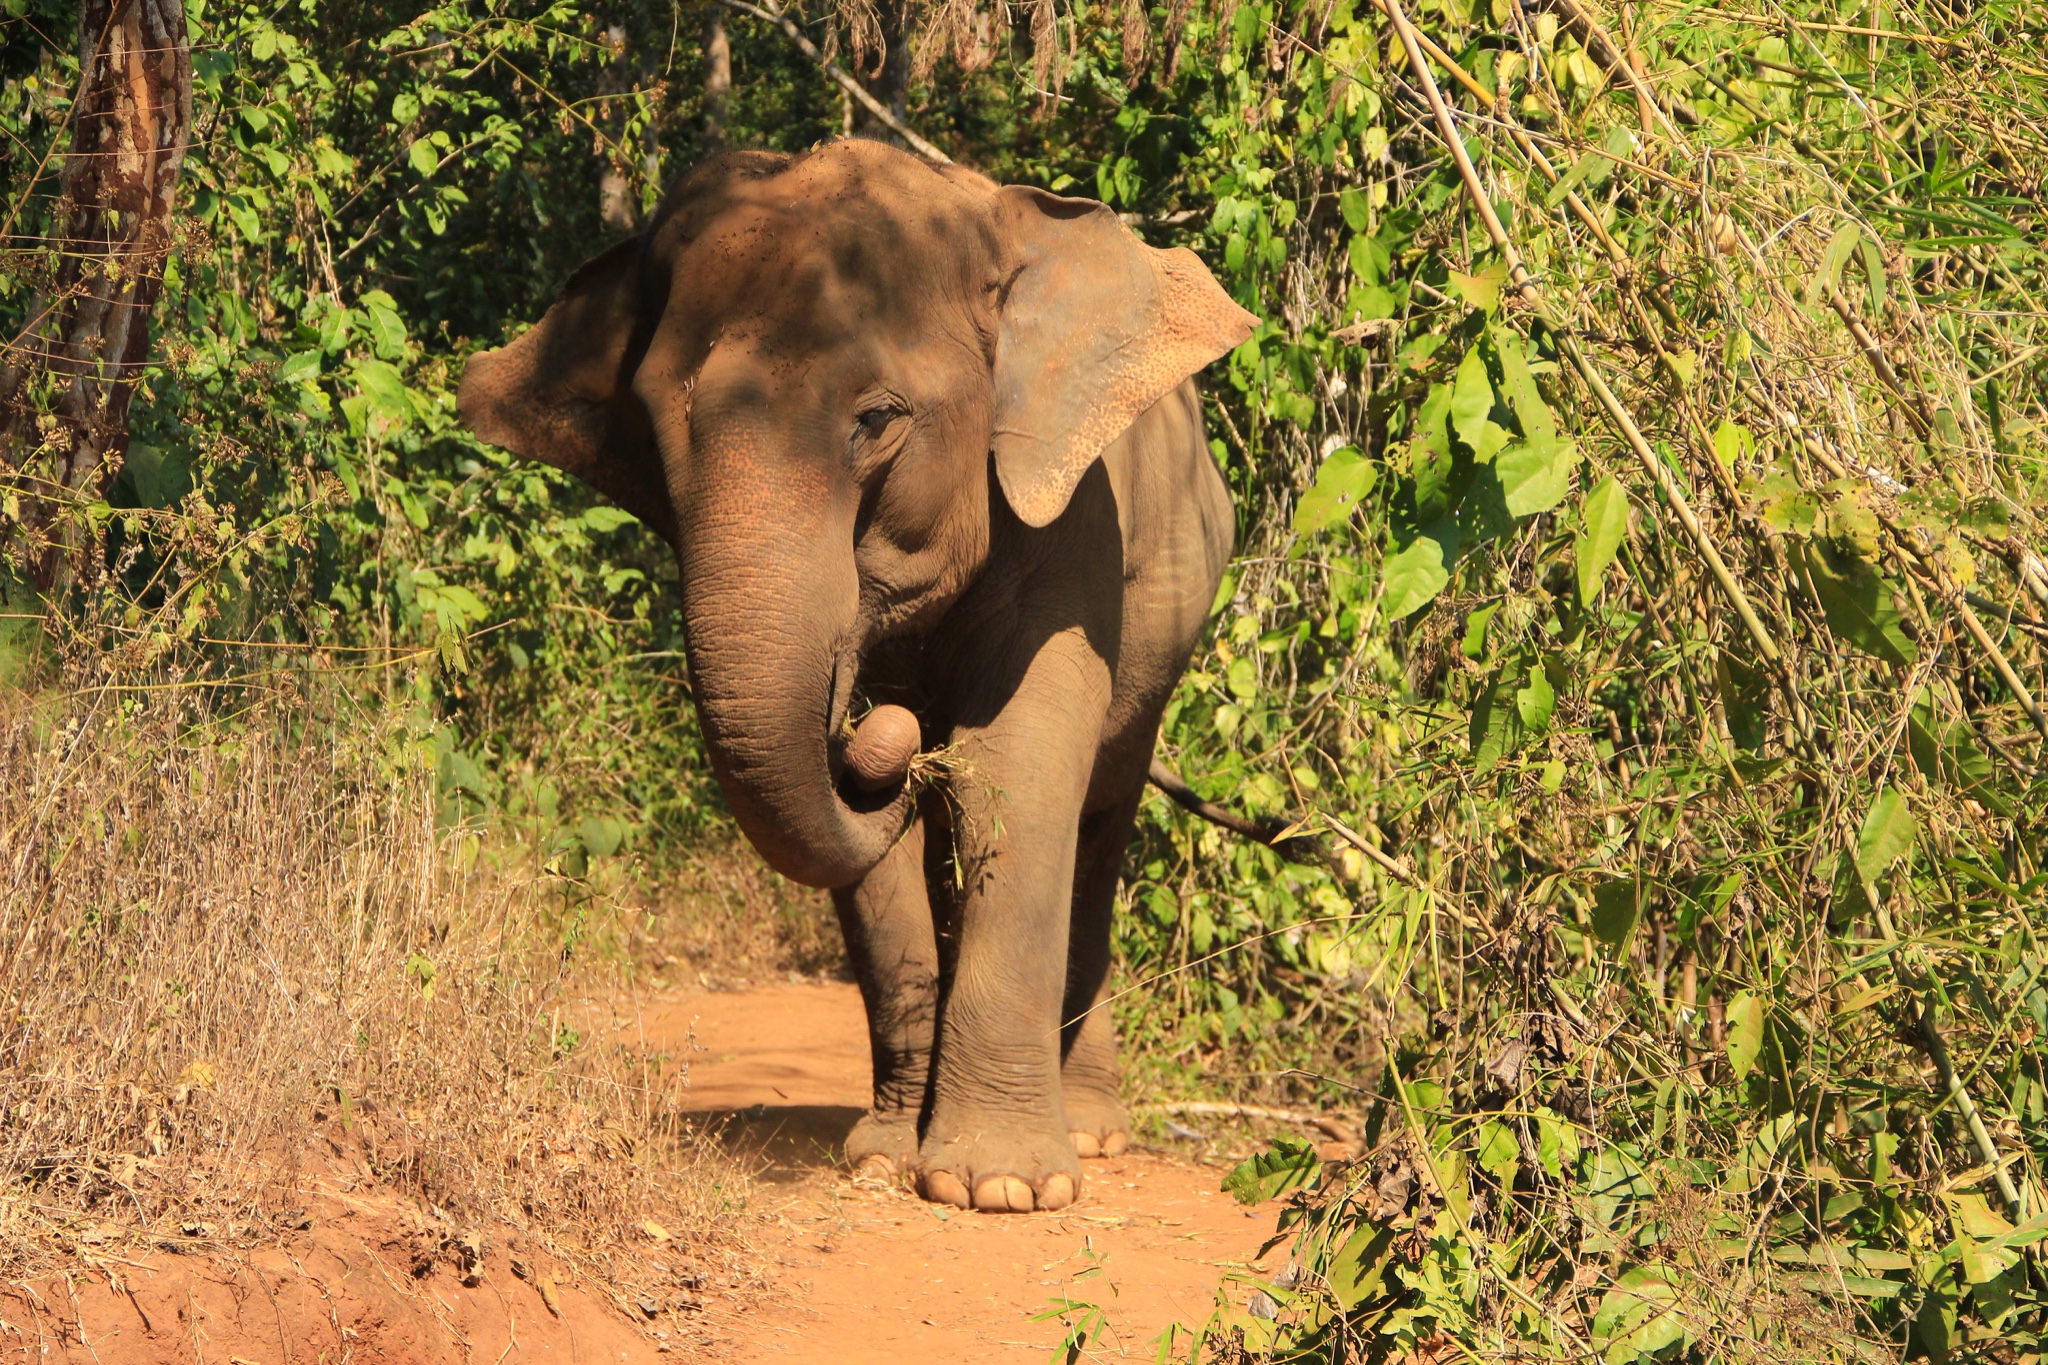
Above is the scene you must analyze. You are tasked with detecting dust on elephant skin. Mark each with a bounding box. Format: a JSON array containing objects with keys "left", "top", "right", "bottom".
[{"left": 460, "top": 138, "right": 1255, "bottom": 1212}]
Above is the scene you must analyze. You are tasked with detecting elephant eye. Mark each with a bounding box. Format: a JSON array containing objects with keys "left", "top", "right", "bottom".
[{"left": 853, "top": 403, "right": 907, "bottom": 441}]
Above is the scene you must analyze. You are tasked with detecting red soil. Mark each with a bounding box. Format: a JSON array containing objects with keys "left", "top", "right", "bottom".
[
  {"left": 3, "top": 981, "right": 1272, "bottom": 1363},
  {"left": 659, "top": 981, "right": 1275, "bottom": 1362}
]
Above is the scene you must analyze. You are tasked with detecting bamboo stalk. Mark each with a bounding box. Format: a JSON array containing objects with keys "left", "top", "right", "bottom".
[
  {"left": 1865, "top": 877, "right": 2026, "bottom": 1218},
  {"left": 1381, "top": 0, "right": 1816, "bottom": 754}
]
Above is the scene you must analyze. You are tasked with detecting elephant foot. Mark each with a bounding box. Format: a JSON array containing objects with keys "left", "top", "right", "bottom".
[
  {"left": 917, "top": 1121, "right": 1080, "bottom": 1213},
  {"left": 845, "top": 1110, "right": 920, "bottom": 1184},
  {"left": 1062, "top": 1088, "right": 1130, "bottom": 1159}
]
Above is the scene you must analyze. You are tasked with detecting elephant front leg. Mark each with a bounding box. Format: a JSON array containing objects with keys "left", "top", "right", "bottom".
[
  {"left": 1061, "top": 789, "right": 1142, "bottom": 1159},
  {"left": 831, "top": 813, "right": 939, "bottom": 1182},
  {"left": 917, "top": 639, "right": 1108, "bottom": 1214}
]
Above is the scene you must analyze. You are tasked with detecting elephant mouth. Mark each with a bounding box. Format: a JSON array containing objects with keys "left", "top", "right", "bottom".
[{"left": 828, "top": 648, "right": 926, "bottom": 807}]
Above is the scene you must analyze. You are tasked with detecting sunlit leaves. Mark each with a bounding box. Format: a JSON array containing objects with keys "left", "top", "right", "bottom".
[
  {"left": 360, "top": 290, "right": 409, "bottom": 360},
  {"left": 1855, "top": 786, "right": 1918, "bottom": 885},
  {"left": 1711, "top": 419, "right": 1753, "bottom": 473},
  {"left": 1292, "top": 445, "right": 1376, "bottom": 539},
  {"left": 1223, "top": 1138, "right": 1319, "bottom": 1204},
  {"left": 1794, "top": 541, "right": 1918, "bottom": 666},
  {"left": 1574, "top": 475, "right": 1629, "bottom": 601},
  {"left": 1326, "top": 1224, "right": 1396, "bottom": 1308},
  {"left": 1381, "top": 523, "right": 1454, "bottom": 619},
  {"left": 1725, "top": 991, "right": 1765, "bottom": 1083},
  {"left": 1592, "top": 1264, "right": 1690, "bottom": 1363}
]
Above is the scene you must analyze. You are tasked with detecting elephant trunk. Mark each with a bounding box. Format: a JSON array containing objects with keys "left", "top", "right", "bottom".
[{"left": 676, "top": 456, "right": 912, "bottom": 890}]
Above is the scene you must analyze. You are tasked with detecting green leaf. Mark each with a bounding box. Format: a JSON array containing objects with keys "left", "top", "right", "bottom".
[
  {"left": 279, "top": 349, "right": 322, "bottom": 384},
  {"left": 1347, "top": 232, "right": 1390, "bottom": 287},
  {"left": 1515, "top": 659, "right": 1555, "bottom": 730},
  {"left": 1493, "top": 328, "right": 1559, "bottom": 449},
  {"left": 1450, "top": 346, "right": 1495, "bottom": 450},
  {"left": 1593, "top": 1265, "right": 1689, "bottom": 1363},
  {"left": 1796, "top": 542, "right": 1917, "bottom": 666},
  {"left": 1222, "top": 1138, "right": 1319, "bottom": 1205},
  {"left": 1586, "top": 1144, "right": 1653, "bottom": 1231},
  {"left": 1326, "top": 1225, "right": 1395, "bottom": 1308},
  {"left": 350, "top": 358, "right": 414, "bottom": 431},
  {"left": 1496, "top": 439, "right": 1579, "bottom": 517},
  {"left": 1447, "top": 263, "right": 1507, "bottom": 313},
  {"left": 1544, "top": 148, "right": 1609, "bottom": 207},
  {"left": 1476, "top": 1119, "right": 1520, "bottom": 1185},
  {"left": 577, "top": 815, "right": 627, "bottom": 859},
  {"left": 1337, "top": 188, "right": 1370, "bottom": 233},
  {"left": 409, "top": 137, "right": 438, "bottom": 177},
  {"left": 1715, "top": 651, "right": 1770, "bottom": 751},
  {"left": 1590, "top": 878, "right": 1641, "bottom": 947},
  {"left": 1725, "top": 991, "right": 1765, "bottom": 1082},
  {"left": 1906, "top": 700, "right": 2002, "bottom": 810},
  {"left": 581, "top": 505, "right": 638, "bottom": 533},
  {"left": 1854, "top": 786, "right": 1917, "bottom": 884},
  {"left": 1575, "top": 475, "right": 1630, "bottom": 601},
  {"left": 1468, "top": 674, "right": 1519, "bottom": 773},
  {"left": 1534, "top": 1106, "right": 1579, "bottom": 1181},
  {"left": 1912, "top": 1268, "right": 1958, "bottom": 1360},
  {"left": 1292, "top": 446, "right": 1377, "bottom": 539},
  {"left": 361, "top": 289, "right": 409, "bottom": 359},
  {"left": 225, "top": 195, "right": 262, "bottom": 243},
  {"left": 1859, "top": 234, "right": 1887, "bottom": 317},
  {"left": 1460, "top": 602, "right": 1497, "bottom": 659},
  {"left": 1492, "top": 335, "right": 1576, "bottom": 515},
  {"left": 1380, "top": 524, "right": 1454, "bottom": 619},
  {"left": 1712, "top": 419, "right": 1754, "bottom": 471},
  {"left": 1807, "top": 221, "right": 1865, "bottom": 307}
]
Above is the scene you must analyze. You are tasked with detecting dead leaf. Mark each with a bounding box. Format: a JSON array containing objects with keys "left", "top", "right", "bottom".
[{"left": 537, "top": 1275, "right": 562, "bottom": 1316}]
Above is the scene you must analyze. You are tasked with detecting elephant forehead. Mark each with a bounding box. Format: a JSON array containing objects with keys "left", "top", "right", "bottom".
[{"left": 683, "top": 175, "right": 998, "bottom": 332}]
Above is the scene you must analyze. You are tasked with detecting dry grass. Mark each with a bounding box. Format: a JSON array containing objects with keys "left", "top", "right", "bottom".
[
  {"left": 636, "top": 848, "right": 846, "bottom": 989},
  {"left": 0, "top": 680, "right": 762, "bottom": 1284}
]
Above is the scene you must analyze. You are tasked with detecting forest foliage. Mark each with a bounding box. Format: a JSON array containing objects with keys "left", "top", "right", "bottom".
[{"left": 5, "top": 0, "right": 2048, "bottom": 1359}]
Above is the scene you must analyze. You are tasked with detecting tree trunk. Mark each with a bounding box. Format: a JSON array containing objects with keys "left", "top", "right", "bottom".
[
  {"left": 0, "top": 0, "right": 192, "bottom": 589},
  {"left": 702, "top": 8, "right": 732, "bottom": 153},
  {"left": 856, "top": 0, "right": 914, "bottom": 144},
  {"left": 596, "top": 22, "right": 637, "bottom": 233}
]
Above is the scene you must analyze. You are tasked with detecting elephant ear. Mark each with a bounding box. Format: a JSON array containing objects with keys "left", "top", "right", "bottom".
[
  {"left": 990, "top": 186, "right": 1258, "bottom": 528},
  {"left": 458, "top": 238, "right": 676, "bottom": 543}
]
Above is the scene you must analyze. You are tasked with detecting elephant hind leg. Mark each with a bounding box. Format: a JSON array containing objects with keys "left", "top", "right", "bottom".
[{"left": 1060, "top": 787, "right": 1142, "bottom": 1159}]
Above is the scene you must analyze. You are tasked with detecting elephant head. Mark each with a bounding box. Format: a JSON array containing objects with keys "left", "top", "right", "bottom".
[{"left": 459, "top": 141, "right": 1254, "bottom": 889}]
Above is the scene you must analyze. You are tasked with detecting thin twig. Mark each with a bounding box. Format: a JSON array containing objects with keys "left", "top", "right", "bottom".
[{"left": 717, "top": 0, "right": 951, "bottom": 164}]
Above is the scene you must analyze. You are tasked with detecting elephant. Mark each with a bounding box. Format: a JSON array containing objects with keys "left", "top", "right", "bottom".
[{"left": 459, "top": 138, "right": 1255, "bottom": 1212}]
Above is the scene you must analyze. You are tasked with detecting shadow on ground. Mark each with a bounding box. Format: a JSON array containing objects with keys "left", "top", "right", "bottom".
[{"left": 701, "top": 1103, "right": 865, "bottom": 1181}]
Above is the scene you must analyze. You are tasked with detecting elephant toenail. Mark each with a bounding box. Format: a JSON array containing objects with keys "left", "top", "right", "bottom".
[
  {"left": 1100, "top": 1131, "right": 1128, "bottom": 1157},
  {"left": 973, "top": 1176, "right": 1034, "bottom": 1212},
  {"left": 1038, "top": 1173, "right": 1076, "bottom": 1210},
  {"left": 922, "top": 1170, "right": 971, "bottom": 1208},
  {"left": 1069, "top": 1130, "right": 1103, "bottom": 1158},
  {"left": 855, "top": 1153, "right": 897, "bottom": 1180}
]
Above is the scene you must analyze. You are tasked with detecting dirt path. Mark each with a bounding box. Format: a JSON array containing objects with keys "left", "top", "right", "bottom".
[
  {"left": 0, "top": 982, "right": 1273, "bottom": 1364},
  {"left": 645, "top": 981, "right": 1275, "bottom": 1362}
]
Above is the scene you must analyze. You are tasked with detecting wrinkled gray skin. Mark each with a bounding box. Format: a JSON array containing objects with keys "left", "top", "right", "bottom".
[{"left": 460, "top": 139, "right": 1254, "bottom": 1212}]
